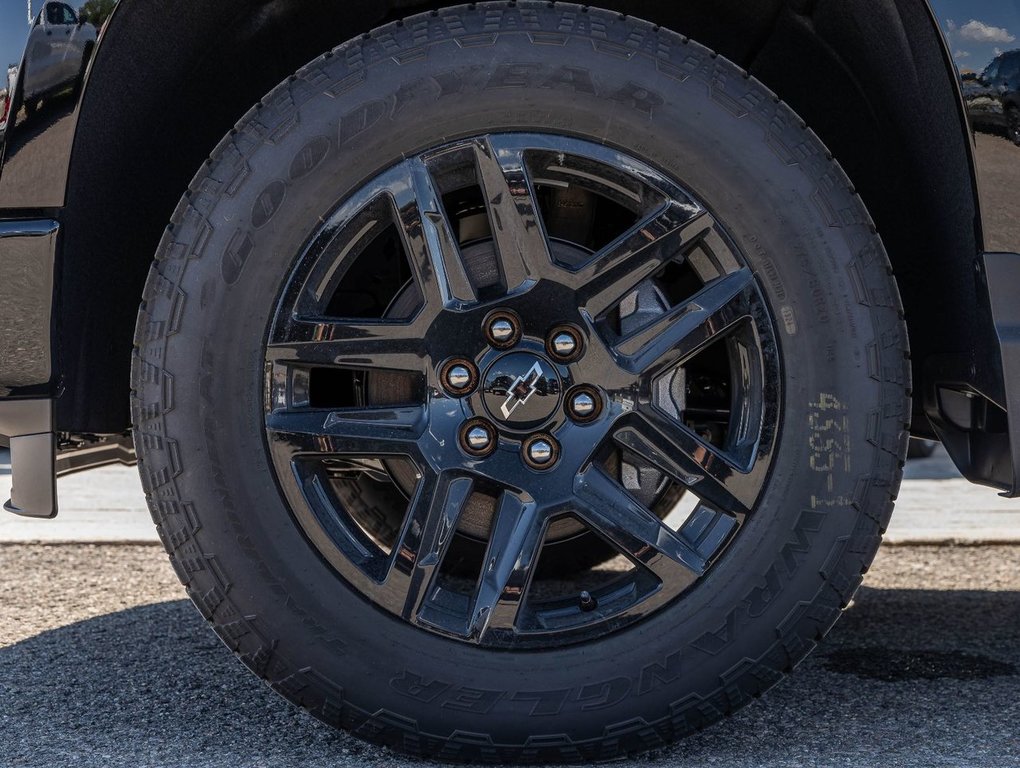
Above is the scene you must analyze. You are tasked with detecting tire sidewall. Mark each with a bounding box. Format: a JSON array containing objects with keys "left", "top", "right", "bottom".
[{"left": 137, "top": 9, "right": 903, "bottom": 750}]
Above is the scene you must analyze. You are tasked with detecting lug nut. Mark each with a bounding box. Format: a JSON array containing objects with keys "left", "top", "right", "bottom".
[
  {"left": 547, "top": 326, "right": 582, "bottom": 361},
  {"left": 552, "top": 333, "right": 577, "bottom": 356},
  {"left": 460, "top": 419, "right": 497, "bottom": 457},
  {"left": 571, "top": 392, "right": 595, "bottom": 417},
  {"left": 490, "top": 319, "right": 515, "bottom": 344},
  {"left": 440, "top": 359, "right": 478, "bottom": 396},
  {"left": 566, "top": 386, "right": 602, "bottom": 423},
  {"left": 529, "top": 440, "right": 553, "bottom": 463},
  {"left": 484, "top": 310, "right": 522, "bottom": 349},
  {"left": 446, "top": 365, "right": 472, "bottom": 390},
  {"left": 466, "top": 426, "right": 492, "bottom": 450},
  {"left": 523, "top": 434, "right": 560, "bottom": 470}
]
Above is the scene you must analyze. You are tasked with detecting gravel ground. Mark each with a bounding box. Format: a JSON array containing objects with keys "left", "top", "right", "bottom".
[{"left": 1, "top": 544, "right": 1018, "bottom": 767}]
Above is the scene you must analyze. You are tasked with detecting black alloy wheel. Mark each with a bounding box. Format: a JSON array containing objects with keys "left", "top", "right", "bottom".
[
  {"left": 265, "top": 133, "right": 780, "bottom": 647},
  {"left": 132, "top": 3, "right": 910, "bottom": 762}
]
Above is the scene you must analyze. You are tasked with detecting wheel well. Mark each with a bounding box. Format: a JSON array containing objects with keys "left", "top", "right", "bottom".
[{"left": 58, "top": 0, "right": 976, "bottom": 436}]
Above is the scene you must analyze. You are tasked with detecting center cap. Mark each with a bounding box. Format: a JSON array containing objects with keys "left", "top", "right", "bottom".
[{"left": 482, "top": 353, "right": 562, "bottom": 429}]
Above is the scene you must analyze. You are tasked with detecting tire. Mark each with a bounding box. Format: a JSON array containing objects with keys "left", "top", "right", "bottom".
[
  {"left": 1009, "top": 107, "right": 1020, "bottom": 147},
  {"left": 131, "top": 2, "right": 910, "bottom": 762}
]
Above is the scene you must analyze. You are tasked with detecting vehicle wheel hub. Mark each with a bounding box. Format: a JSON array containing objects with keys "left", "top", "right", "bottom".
[{"left": 481, "top": 352, "right": 562, "bottom": 429}]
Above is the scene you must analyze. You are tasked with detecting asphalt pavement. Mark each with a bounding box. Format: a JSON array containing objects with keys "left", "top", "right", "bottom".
[{"left": 1, "top": 447, "right": 1019, "bottom": 767}]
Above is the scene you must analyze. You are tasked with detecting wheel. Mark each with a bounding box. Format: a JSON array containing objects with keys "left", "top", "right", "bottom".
[
  {"left": 1009, "top": 107, "right": 1020, "bottom": 147},
  {"left": 132, "top": 3, "right": 910, "bottom": 761}
]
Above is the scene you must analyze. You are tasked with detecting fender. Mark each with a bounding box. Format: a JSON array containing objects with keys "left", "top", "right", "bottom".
[
  {"left": 924, "top": 0, "right": 1020, "bottom": 493},
  {"left": 0, "top": 0, "right": 125, "bottom": 516},
  {"left": 0, "top": 0, "right": 101, "bottom": 402}
]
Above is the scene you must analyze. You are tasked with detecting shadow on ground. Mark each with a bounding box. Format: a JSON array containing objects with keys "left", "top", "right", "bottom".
[{"left": 1, "top": 587, "right": 1019, "bottom": 767}]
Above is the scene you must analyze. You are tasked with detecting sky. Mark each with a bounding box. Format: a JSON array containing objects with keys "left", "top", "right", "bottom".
[
  {"left": 1, "top": 2, "right": 36, "bottom": 69},
  {"left": 938, "top": 0, "right": 1020, "bottom": 73}
]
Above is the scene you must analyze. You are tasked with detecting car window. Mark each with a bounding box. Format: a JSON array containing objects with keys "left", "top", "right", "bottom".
[
  {"left": 58, "top": 3, "right": 78, "bottom": 24},
  {"left": 46, "top": 3, "right": 77, "bottom": 25}
]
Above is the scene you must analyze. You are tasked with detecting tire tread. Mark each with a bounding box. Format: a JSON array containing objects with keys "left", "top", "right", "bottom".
[{"left": 130, "top": 2, "right": 911, "bottom": 761}]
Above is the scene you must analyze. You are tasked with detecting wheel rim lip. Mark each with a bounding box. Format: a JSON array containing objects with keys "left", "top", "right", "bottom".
[{"left": 262, "top": 131, "right": 784, "bottom": 649}]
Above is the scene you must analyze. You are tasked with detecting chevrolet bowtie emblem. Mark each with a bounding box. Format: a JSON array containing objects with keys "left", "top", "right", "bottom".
[{"left": 500, "top": 361, "right": 544, "bottom": 419}]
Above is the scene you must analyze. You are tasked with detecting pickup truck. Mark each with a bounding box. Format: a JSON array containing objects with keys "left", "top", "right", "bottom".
[{"left": 0, "top": 0, "right": 1016, "bottom": 762}]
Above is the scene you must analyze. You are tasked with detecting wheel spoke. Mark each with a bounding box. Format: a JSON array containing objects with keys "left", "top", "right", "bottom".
[
  {"left": 267, "top": 319, "right": 428, "bottom": 372},
  {"left": 473, "top": 137, "right": 550, "bottom": 289},
  {"left": 614, "top": 413, "right": 759, "bottom": 516},
  {"left": 578, "top": 207, "right": 714, "bottom": 318},
  {"left": 266, "top": 405, "right": 427, "bottom": 456},
  {"left": 468, "top": 490, "right": 544, "bottom": 641},
  {"left": 614, "top": 268, "right": 755, "bottom": 377},
  {"left": 387, "top": 472, "right": 475, "bottom": 621},
  {"left": 574, "top": 466, "right": 704, "bottom": 585},
  {"left": 391, "top": 158, "right": 477, "bottom": 310}
]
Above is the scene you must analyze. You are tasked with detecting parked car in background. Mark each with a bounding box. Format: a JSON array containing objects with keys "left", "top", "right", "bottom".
[
  {"left": 18, "top": 1, "right": 96, "bottom": 114},
  {"left": 965, "top": 49, "right": 1020, "bottom": 146}
]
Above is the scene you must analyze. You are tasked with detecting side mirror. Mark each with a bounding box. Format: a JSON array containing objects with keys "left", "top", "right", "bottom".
[{"left": 78, "top": 13, "right": 89, "bottom": 25}]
